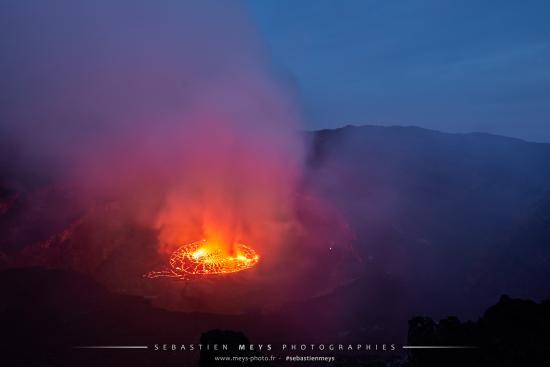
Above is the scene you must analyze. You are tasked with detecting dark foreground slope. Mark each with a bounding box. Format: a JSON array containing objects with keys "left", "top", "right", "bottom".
[
  {"left": 0, "top": 267, "right": 249, "bottom": 367},
  {"left": 1, "top": 267, "right": 549, "bottom": 366}
]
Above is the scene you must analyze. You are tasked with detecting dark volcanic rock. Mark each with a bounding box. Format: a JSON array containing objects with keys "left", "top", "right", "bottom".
[{"left": 0, "top": 267, "right": 242, "bottom": 367}]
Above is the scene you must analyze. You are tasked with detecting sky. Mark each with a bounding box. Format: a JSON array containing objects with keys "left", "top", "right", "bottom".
[{"left": 247, "top": 0, "right": 550, "bottom": 142}]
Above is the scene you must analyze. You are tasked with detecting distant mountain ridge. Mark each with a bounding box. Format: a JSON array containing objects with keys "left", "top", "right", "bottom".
[{"left": 304, "top": 124, "right": 550, "bottom": 320}]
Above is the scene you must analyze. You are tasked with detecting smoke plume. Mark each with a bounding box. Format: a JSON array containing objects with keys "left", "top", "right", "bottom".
[
  {"left": 0, "top": 0, "right": 304, "bottom": 259},
  {"left": 0, "top": 0, "right": 362, "bottom": 317}
]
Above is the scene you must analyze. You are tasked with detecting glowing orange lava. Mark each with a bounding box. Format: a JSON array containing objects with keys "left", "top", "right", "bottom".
[{"left": 145, "top": 240, "right": 260, "bottom": 279}]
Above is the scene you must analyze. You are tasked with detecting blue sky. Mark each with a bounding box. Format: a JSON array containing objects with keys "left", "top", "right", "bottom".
[{"left": 247, "top": 0, "right": 550, "bottom": 142}]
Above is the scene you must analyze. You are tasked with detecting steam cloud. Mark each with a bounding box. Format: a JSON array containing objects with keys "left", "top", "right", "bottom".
[{"left": 0, "top": 0, "right": 305, "bottom": 258}]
